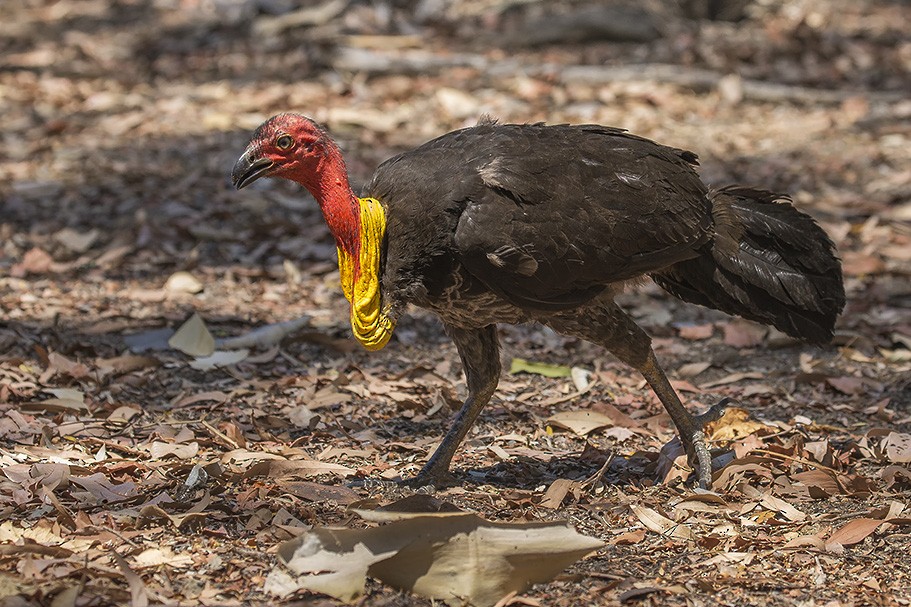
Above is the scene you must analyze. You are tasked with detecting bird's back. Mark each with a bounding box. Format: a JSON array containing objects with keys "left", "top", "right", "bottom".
[{"left": 364, "top": 122, "right": 714, "bottom": 320}]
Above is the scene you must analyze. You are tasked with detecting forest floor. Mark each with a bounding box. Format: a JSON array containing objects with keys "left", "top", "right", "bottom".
[{"left": 1, "top": 0, "right": 910, "bottom": 605}]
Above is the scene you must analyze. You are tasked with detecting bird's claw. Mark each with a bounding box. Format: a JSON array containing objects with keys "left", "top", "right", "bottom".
[{"left": 684, "top": 398, "right": 732, "bottom": 489}]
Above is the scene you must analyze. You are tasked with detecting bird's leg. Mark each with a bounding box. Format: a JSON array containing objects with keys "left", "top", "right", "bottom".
[
  {"left": 546, "top": 303, "right": 726, "bottom": 489},
  {"left": 638, "top": 351, "right": 728, "bottom": 488},
  {"left": 403, "top": 324, "right": 501, "bottom": 488}
]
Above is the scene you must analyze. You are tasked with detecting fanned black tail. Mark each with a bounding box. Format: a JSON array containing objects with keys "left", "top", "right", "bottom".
[{"left": 653, "top": 186, "right": 845, "bottom": 343}]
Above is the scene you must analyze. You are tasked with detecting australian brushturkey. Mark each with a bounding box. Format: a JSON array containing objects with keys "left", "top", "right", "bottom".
[{"left": 232, "top": 114, "right": 845, "bottom": 488}]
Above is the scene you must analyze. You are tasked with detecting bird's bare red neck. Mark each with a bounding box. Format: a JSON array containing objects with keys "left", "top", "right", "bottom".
[{"left": 293, "top": 144, "right": 361, "bottom": 257}]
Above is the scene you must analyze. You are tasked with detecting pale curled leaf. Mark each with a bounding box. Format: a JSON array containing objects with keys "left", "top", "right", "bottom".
[
  {"left": 881, "top": 432, "right": 911, "bottom": 463},
  {"left": 759, "top": 494, "right": 807, "bottom": 522},
  {"left": 216, "top": 316, "right": 311, "bottom": 350},
  {"left": 165, "top": 271, "right": 203, "bottom": 294},
  {"left": 270, "top": 511, "right": 604, "bottom": 606},
  {"left": 630, "top": 505, "right": 695, "bottom": 540},
  {"left": 189, "top": 349, "right": 249, "bottom": 370}
]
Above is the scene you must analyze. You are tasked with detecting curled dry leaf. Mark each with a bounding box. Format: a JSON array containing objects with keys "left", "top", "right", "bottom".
[
  {"left": 630, "top": 505, "right": 695, "bottom": 540},
  {"left": 758, "top": 493, "right": 807, "bottom": 522},
  {"left": 164, "top": 271, "right": 203, "bottom": 294},
  {"left": 189, "top": 349, "right": 250, "bottom": 370},
  {"left": 266, "top": 508, "right": 604, "bottom": 606}
]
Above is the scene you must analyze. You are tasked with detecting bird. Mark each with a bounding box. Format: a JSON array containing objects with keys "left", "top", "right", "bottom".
[{"left": 231, "top": 113, "right": 845, "bottom": 489}]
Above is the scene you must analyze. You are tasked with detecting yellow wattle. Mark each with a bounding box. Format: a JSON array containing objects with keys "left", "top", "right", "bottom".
[{"left": 337, "top": 197, "right": 395, "bottom": 351}]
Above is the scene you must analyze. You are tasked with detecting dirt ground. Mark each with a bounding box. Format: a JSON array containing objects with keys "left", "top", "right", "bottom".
[{"left": 1, "top": 0, "right": 910, "bottom": 605}]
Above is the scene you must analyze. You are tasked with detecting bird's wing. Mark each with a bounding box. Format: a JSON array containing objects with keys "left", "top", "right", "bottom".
[{"left": 451, "top": 125, "right": 714, "bottom": 310}]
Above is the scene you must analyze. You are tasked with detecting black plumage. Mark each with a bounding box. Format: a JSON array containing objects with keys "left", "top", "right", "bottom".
[{"left": 233, "top": 116, "right": 846, "bottom": 488}]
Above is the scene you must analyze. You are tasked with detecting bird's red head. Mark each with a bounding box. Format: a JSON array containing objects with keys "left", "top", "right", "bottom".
[{"left": 231, "top": 113, "right": 334, "bottom": 192}]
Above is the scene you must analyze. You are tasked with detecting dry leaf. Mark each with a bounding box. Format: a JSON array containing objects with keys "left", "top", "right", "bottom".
[
  {"left": 759, "top": 494, "right": 807, "bottom": 522},
  {"left": 165, "top": 271, "right": 204, "bottom": 294},
  {"left": 611, "top": 529, "right": 647, "bottom": 545},
  {"left": 881, "top": 432, "right": 911, "bottom": 463},
  {"left": 241, "top": 458, "right": 354, "bottom": 478},
  {"left": 722, "top": 320, "right": 767, "bottom": 348},
  {"left": 677, "top": 361, "right": 711, "bottom": 378},
  {"left": 630, "top": 505, "right": 695, "bottom": 540},
  {"left": 54, "top": 227, "right": 99, "bottom": 253},
  {"left": 132, "top": 547, "right": 194, "bottom": 569},
  {"left": 168, "top": 313, "right": 215, "bottom": 357},
  {"left": 189, "top": 349, "right": 250, "bottom": 370},
  {"left": 539, "top": 479, "right": 579, "bottom": 509},
  {"left": 546, "top": 410, "right": 613, "bottom": 436},
  {"left": 705, "top": 407, "right": 774, "bottom": 441},
  {"left": 509, "top": 358, "right": 572, "bottom": 378},
  {"left": 97, "top": 354, "right": 160, "bottom": 378},
  {"left": 267, "top": 509, "right": 604, "bottom": 606},
  {"left": 111, "top": 551, "right": 149, "bottom": 607},
  {"left": 12, "top": 247, "right": 53, "bottom": 276},
  {"left": 827, "top": 518, "right": 882, "bottom": 547},
  {"left": 148, "top": 441, "right": 199, "bottom": 460}
]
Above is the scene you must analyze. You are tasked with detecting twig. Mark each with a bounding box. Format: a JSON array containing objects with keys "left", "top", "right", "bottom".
[
  {"left": 215, "top": 316, "right": 311, "bottom": 350},
  {"left": 750, "top": 448, "right": 841, "bottom": 474},
  {"left": 581, "top": 451, "right": 616, "bottom": 490}
]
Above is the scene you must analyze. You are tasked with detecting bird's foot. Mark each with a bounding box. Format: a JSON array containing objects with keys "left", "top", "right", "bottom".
[
  {"left": 682, "top": 398, "right": 731, "bottom": 490},
  {"left": 346, "top": 468, "right": 454, "bottom": 493},
  {"left": 398, "top": 467, "right": 455, "bottom": 491}
]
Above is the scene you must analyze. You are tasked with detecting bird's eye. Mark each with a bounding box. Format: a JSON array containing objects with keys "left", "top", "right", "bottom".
[{"left": 276, "top": 135, "right": 294, "bottom": 150}]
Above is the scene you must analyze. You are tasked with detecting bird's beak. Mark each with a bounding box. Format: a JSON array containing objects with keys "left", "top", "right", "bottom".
[{"left": 232, "top": 150, "right": 274, "bottom": 190}]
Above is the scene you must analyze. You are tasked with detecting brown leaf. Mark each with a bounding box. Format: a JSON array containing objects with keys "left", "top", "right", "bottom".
[
  {"left": 12, "top": 247, "right": 53, "bottom": 276},
  {"left": 826, "top": 376, "right": 867, "bottom": 395},
  {"left": 611, "top": 529, "right": 647, "bottom": 545},
  {"left": 110, "top": 551, "right": 149, "bottom": 607},
  {"left": 827, "top": 518, "right": 882, "bottom": 547},
  {"left": 882, "top": 432, "right": 911, "bottom": 463},
  {"left": 722, "top": 320, "right": 767, "bottom": 348},
  {"left": 791, "top": 470, "right": 842, "bottom": 498},
  {"left": 96, "top": 354, "right": 160, "bottom": 379},
  {"left": 676, "top": 361, "right": 711, "bottom": 378},
  {"left": 539, "top": 479, "right": 579, "bottom": 509},
  {"left": 283, "top": 482, "right": 361, "bottom": 505}
]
